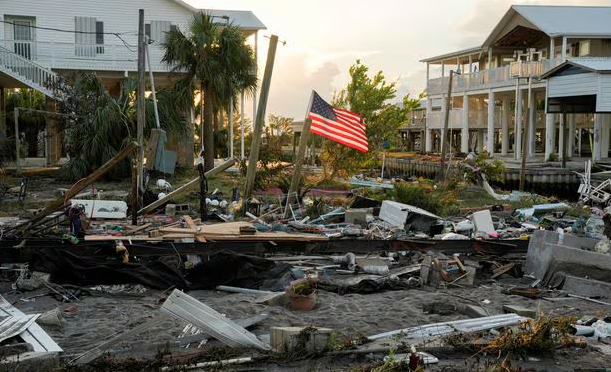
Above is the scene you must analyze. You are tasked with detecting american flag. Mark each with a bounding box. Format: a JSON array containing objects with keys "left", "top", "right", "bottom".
[{"left": 308, "top": 91, "right": 368, "bottom": 152}]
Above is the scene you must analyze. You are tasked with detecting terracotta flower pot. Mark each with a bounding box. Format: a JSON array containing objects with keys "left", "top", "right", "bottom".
[
  {"left": 288, "top": 291, "right": 317, "bottom": 311},
  {"left": 286, "top": 279, "right": 317, "bottom": 311}
]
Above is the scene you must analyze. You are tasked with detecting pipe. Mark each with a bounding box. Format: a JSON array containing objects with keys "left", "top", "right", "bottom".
[{"left": 216, "top": 285, "right": 275, "bottom": 296}]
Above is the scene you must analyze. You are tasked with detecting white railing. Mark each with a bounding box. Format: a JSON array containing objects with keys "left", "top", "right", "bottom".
[
  {"left": 427, "top": 58, "right": 567, "bottom": 95},
  {"left": 0, "top": 45, "right": 58, "bottom": 97},
  {"left": 0, "top": 39, "right": 172, "bottom": 72}
]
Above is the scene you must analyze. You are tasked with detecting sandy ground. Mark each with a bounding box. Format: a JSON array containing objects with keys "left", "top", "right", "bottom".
[{"left": 3, "top": 276, "right": 611, "bottom": 371}]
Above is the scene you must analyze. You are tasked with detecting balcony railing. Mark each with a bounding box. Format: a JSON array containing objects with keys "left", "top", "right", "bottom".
[
  {"left": 0, "top": 45, "right": 59, "bottom": 97},
  {"left": 0, "top": 39, "right": 172, "bottom": 73},
  {"left": 426, "top": 58, "right": 566, "bottom": 95}
]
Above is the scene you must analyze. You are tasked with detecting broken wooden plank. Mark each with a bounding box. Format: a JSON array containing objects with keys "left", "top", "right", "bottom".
[
  {"left": 124, "top": 222, "right": 153, "bottom": 234},
  {"left": 13, "top": 142, "right": 139, "bottom": 233},
  {"left": 138, "top": 158, "right": 236, "bottom": 216},
  {"left": 183, "top": 216, "right": 197, "bottom": 229},
  {"left": 491, "top": 263, "right": 515, "bottom": 279}
]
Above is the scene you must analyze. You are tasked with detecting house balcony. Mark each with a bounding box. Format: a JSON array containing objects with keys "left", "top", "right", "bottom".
[
  {"left": 426, "top": 58, "right": 565, "bottom": 96},
  {"left": 0, "top": 39, "right": 172, "bottom": 73}
]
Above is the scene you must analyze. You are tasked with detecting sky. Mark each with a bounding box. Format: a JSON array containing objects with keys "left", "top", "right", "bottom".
[{"left": 187, "top": 0, "right": 610, "bottom": 120}]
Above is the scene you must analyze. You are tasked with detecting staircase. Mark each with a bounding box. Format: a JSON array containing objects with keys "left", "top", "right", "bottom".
[{"left": 0, "top": 46, "right": 60, "bottom": 100}]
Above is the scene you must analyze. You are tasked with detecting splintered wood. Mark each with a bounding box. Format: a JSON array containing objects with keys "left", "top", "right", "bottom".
[{"left": 84, "top": 219, "right": 328, "bottom": 242}]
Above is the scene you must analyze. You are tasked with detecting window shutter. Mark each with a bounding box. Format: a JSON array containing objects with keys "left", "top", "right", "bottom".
[
  {"left": 150, "top": 21, "right": 172, "bottom": 44},
  {"left": 74, "top": 16, "right": 96, "bottom": 57}
]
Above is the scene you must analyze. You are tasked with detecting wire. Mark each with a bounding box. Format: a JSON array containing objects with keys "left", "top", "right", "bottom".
[
  {"left": 0, "top": 19, "right": 131, "bottom": 36},
  {"left": 0, "top": 20, "right": 137, "bottom": 51}
]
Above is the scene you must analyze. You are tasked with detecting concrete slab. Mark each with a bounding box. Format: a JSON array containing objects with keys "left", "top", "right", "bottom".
[
  {"left": 524, "top": 230, "right": 603, "bottom": 280},
  {"left": 503, "top": 304, "right": 537, "bottom": 318},
  {"left": 562, "top": 275, "right": 611, "bottom": 300},
  {"left": 270, "top": 326, "right": 334, "bottom": 353}
]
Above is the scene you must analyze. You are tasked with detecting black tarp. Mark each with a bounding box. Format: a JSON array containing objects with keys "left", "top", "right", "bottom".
[
  {"left": 30, "top": 248, "right": 188, "bottom": 290},
  {"left": 185, "top": 251, "right": 292, "bottom": 291}
]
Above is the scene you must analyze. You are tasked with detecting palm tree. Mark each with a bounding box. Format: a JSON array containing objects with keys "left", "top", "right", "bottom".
[{"left": 162, "top": 12, "right": 257, "bottom": 171}]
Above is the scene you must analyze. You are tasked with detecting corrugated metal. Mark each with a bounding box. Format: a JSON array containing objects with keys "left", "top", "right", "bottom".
[
  {"left": 368, "top": 313, "right": 526, "bottom": 340},
  {"left": 0, "top": 295, "right": 62, "bottom": 353},
  {"left": 0, "top": 314, "right": 40, "bottom": 343},
  {"left": 514, "top": 5, "right": 611, "bottom": 37},
  {"left": 161, "top": 289, "right": 271, "bottom": 350},
  {"left": 568, "top": 58, "right": 611, "bottom": 73}
]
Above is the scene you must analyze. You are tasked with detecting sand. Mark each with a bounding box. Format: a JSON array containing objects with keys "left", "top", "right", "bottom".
[{"left": 3, "top": 277, "right": 611, "bottom": 371}]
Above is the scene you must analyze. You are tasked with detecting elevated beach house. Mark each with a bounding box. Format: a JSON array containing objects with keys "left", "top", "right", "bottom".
[
  {"left": 0, "top": 0, "right": 265, "bottom": 165},
  {"left": 417, "top": 5, "right": 611, "bottom": 162}
]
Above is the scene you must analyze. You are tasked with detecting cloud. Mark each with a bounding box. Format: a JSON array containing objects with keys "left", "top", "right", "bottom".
[{"left": 266, "top": 52, "right": 341, "bottom": 119}]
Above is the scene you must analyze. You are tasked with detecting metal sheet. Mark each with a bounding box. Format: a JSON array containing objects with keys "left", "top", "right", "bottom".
[
  {"left": 161, "top": 289, "right": 270, "bottom": 350},
  {"left": 0, "top": 314, "right": 39, "bottom": 343},
  {"left": 0, "top": 295, "right": 62, "bottom": 353},
  {"left": 368, "top": 313, "right": 526, "bottom": 341}
]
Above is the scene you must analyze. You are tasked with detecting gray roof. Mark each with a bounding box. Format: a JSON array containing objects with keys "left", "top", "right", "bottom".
[
  {"left": 422, "top": 5, "right": 611, "bottom": 63},
  {"left": 482, "top": 5, "right": 611, "bottom": 47},
  {"left": 173, "top": 0, "right": 266, "bottom": 31},
  {"left": 541, "top": 58, "right": 611, "bottom": 78},
  {"left": 512, "top": 5, "right": 611, "bottom": 37},
  {"left": 419, "top": 46, "right": 482, "bottom": 63}
]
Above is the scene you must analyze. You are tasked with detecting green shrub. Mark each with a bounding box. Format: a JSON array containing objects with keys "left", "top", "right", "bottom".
[{"left": 394, "top": 183, "right": 443, "bottom": 215}]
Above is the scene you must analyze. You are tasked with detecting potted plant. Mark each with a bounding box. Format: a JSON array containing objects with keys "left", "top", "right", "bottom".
[{"left": 286, "top": 278, "right": 317, "bottom": 311}]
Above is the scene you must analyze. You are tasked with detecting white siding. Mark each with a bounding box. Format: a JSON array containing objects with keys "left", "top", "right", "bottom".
[
  {"left": 1, "top": 0, "right": 195, "bottom": 71},
  {"left": 599, "top": 75, "right": 611, "bottom": 112},
  {"left": 547, "top": 72, "right": 600, "bottom": 98}
]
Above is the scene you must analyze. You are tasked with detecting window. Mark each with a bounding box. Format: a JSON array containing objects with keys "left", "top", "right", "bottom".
[
  {"left": 579, "top": 40, "right": 590, "bottom": 57},
  {"left": 96, "top": 21, "right": 104, "bottom": 54}
]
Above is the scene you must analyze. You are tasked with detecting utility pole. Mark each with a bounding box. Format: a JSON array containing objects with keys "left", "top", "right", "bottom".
[
  {"left": 244, "top": 34, "right": 279, "bottom": 205},
  {"left": 134, "top": 9, "right": 145, "bottom": 225},
  {"left": 440, "top": 69, "right": 458, "bottom": 179}
]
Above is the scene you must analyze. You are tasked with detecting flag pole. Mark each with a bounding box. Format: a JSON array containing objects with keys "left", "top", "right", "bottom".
[{"left": 284, "top": 90, "right": 315, "bottom": 219}]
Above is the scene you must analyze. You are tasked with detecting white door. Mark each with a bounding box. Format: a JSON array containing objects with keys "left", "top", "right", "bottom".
[{"left": 13, "top": 20, "right": 32, "bottom": 59}]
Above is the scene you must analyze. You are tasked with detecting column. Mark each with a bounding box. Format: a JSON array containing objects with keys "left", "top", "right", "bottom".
[
  {"left": 461, "top": 94, "right": 469, "bottom": 153},
  {"left": 527, "top": 90, "right": 536, "bottom": 157},
  {"left": 568, "top": 114, "right": 576, "bottom": 158},
  {"left": 603, "top": 114, "right": 611, "bottom": 159},
  {"left": 501, "top": 96, "right": 510, "bottom": 156},
  {"left": 486, "top": 90, "right": 495, "bottom": 154},
  {"left": 424, "top": 98, "right": 432, "bottom": 152},
  {"left": 559, "top": 114, "right": 565, "bottom": 161},
  {"left": 515, "top": 89, "right": 523, "bottom": 160},
  {"left": 477, "top": 130, "right": 484, "bottom": 153},
  {"left": 425, "top": 129, "right": 432, "bottom": 152},
  {"left": 545, "top": 114, "right": 555, "bottom": 161},
  {"left": 252, "top": 31, "right": 258, "bottom": 133},
  {"left": 45, "top": 97, "right": 61, "bottom": 165},
  {"left": 0, "top": 87, "right": 5, "bottom": 139},
  {"left": 593, "top": 114, "right": 603, "bottom": 162}
]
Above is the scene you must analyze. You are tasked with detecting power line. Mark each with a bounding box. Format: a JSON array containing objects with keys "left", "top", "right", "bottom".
[{"left": 0, "top": 19, "right": 132, "bottom": 36}]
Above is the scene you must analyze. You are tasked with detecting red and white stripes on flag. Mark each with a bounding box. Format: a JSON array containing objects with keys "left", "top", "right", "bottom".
[{"left": 307, "top": 91, "right": 368, "bottom": 152}]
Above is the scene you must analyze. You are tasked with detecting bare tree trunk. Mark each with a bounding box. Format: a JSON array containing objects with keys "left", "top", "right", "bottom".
[{"left": 203, "top": 88, "right": 215, "bottom": 172}]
